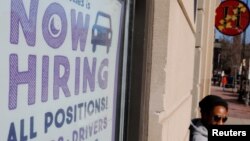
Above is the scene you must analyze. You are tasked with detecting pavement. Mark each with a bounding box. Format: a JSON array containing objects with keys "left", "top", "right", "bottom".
[{"left": 210, "top": 85, "right": 250, "bottom": 125}]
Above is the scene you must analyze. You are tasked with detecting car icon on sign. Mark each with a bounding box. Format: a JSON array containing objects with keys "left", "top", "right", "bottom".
[{"left": 91, "top": 11, "right": 112, "bottom": 53}]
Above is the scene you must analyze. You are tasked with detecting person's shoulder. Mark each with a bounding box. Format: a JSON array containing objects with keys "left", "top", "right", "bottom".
[
  {"left": 190, "top": 119, "right": 208, "bottom": 141},
  {"left": 190, "top": 118, "right": 208, "bottom": 136},
  {"left": 190, "top": 118, "right": 204, "bottom": 128}
]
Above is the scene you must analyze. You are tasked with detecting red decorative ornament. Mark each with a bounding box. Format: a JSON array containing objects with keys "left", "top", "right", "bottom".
[{"left": 215, "top": 0, "right": 250, "bottom": 36}]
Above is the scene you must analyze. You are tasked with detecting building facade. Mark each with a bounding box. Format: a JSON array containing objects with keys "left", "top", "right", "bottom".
[
  {"left": 0, "top": 0, "right": 219, "bottom": 141},
  {"left": 124, "top": 0, "right": 219, "bottom": 140}
]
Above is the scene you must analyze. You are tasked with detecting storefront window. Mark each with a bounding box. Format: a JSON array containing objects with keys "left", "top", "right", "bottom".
[{"left": 1, "top": 0, "right": 127, "bottom": 140}]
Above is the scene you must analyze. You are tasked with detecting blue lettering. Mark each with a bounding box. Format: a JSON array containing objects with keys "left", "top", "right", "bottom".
[
  {"left": 72, "top": 130, "right": 78, "bottom": 141},
  {"left": 42, "top": 3, "right": 67, "bottom": 48},
  {"left": 55, "top": 109, "right": 65, "bottom": 128},
  {"left": 41, "top": 56, "right": 49, "bottom": 102},
  {"left": 83, "top": 57, "right": 96, "bottom": 93},
  {"left": 44, "top": 112, "right": 53, "bottom": 133},
  {"left": 10, "top": 0, "right": 39, "bottom": 46},
  {"left": 9, "top": 54, "right": 36, "bottom": 110},
  {"left": 71, "top": 9, "right": 90, "bottom": 52},
  {"left": 98, "top": 58, "right": 108, "bottom": 89},
  {"left": 80, "top": 127, "right": 86, "bottom": 140},
  {"left": 74, "top": 104, "right": 77, "bottom": 122},
  {"left": 87, "top": 100, "right": 94, "bottom": 116},
  {"left": 30, "top": 117, "right": 37, "bottom": 139},
  {"left": 8, "top": 117, "right": 37, "bottom": 141},
  {"left": 20, "top": 119, "right": 28, "bottom": 141},
  {"left": 53, "top": 56, "right": 71, "bottom": 100},
  {"left": 8, "top": 123, "right": 17, "bottom": 141},
  {"left": 75, "top": 57, "right": 80, "bottom": 95},
  {"left": 66, "top": 106, "right": 73, "bottom": 124},
  {"left": 78, "top": 103, "right": 84, "bottom": 120}
]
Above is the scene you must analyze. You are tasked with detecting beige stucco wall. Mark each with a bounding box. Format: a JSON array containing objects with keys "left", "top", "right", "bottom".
[
  {"left": 190, "top": 0, "right": 220, "bottom": 119},
  {"left": 147, "top": 0, "right": 217, "bottom": 141}
]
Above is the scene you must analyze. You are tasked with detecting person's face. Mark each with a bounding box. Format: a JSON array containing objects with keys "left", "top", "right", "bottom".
[{"left": 208, "top": 105, "right": 228, "bottom": 125}]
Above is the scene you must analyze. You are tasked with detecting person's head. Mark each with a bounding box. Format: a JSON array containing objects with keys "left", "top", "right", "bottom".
[{"left": 199, "top": 95, "right": 228, "bottom": 126}]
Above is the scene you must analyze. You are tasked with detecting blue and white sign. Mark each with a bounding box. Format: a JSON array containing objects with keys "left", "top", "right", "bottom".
[{"left": 0, "top": 0, "right": 125, "bottom": 140}]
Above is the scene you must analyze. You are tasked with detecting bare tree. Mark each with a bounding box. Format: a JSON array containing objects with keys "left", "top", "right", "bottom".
[{"left": 219, "top": 35, "right": 242, "bottom": 75}]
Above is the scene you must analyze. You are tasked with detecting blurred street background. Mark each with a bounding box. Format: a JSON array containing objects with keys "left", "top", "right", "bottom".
[{"left": 211, "top": 85, "right": 250, "bottom": 124}]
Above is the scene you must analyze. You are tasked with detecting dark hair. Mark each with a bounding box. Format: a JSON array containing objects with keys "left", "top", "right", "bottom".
[{"left": 199, "top": 95, "right": 228, "bottom": 114}]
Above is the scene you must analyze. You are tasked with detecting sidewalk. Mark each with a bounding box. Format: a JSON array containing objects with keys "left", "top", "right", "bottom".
[{"left": 210, "top": 85, "right": 250, "bottom": 125}]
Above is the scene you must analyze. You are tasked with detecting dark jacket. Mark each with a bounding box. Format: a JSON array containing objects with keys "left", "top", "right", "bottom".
[{"left": 189, "top": 118, "right": 208, "bottom": 141}]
